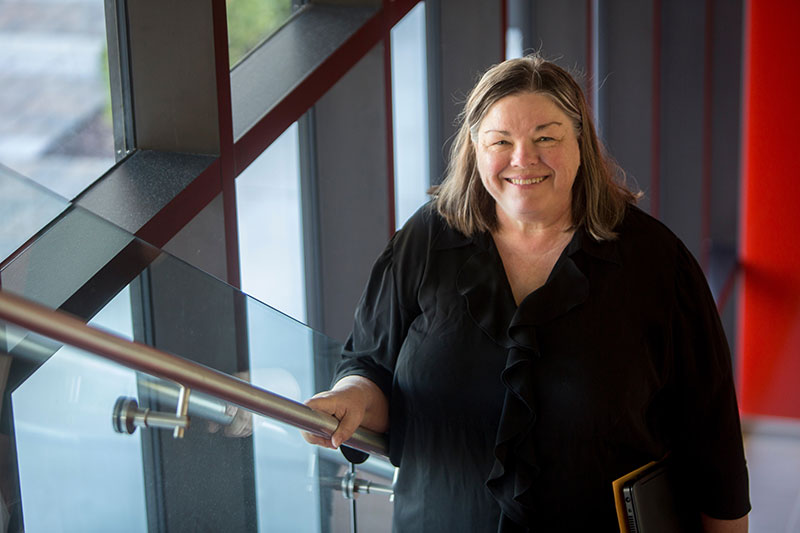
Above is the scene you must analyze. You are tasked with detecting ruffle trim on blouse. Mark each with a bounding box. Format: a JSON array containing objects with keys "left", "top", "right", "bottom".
[{"left": 456, "top": 233, "right": 590, "bottom": 528}]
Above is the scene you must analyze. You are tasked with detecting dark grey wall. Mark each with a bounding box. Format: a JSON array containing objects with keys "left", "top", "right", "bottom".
[
  {"left": 427, "top": 0, "right": 503, "bottom": 183},
  {"left": 599, "top": 0, "right": 655, "bottom": 212},
  {"left": 709, "top": 0, "right": 743, "bottom": 255},
  {"left": 312, "top": 44, "right": 391, "bottom": 342},
  {"left": 658, "top": 0, "right": 707, "bottom": 258},
  {"left": 531, "top": 0, "right": 588, "bottom": 74}
]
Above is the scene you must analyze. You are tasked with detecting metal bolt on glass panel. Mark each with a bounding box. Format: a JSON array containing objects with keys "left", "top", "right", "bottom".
[
  {"left": 338, "top": 470, "right": 394, "bottom": 500},
  {"left": 112, "top": 396, "right": 190, "bottom": 436}
]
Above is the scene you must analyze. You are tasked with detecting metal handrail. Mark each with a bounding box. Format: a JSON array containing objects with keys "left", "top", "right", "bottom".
[{"left": 0, "top": 290, "right": 388, "bottom": 457}]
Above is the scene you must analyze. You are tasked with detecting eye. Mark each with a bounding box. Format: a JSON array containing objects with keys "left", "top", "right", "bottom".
[
  {"left": 494, "top": 140, "right": 510, "bottom": 146},
  {"left": 536, "top": 136, "right": 555, "bottom": 143}
]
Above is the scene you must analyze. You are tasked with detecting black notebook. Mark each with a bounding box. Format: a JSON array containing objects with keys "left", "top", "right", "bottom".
[{"left": 613, "top": 457, "right": 695, "bottom": 533}]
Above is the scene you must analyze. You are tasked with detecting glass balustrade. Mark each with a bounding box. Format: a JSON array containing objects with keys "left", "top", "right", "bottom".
[
  {"left": 0, "top": 167, "right": 393, "bottom": 532},
  {"left": 0, "top": 164, "right": 69, "bottom": 265}
]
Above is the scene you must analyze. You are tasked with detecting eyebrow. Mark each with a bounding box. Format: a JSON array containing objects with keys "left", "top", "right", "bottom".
[{"left": 483, "top": 121, "right": 563, "bottom": 135}]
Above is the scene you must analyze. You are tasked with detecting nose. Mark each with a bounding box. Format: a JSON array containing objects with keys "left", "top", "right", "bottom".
[{"left": 510, "top": 141, "right": 539, "bottom": 167}]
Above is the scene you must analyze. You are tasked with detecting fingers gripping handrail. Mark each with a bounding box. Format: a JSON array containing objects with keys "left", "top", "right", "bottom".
[{"left": 0, "top": 290, "right": 388, "bottom": 457}]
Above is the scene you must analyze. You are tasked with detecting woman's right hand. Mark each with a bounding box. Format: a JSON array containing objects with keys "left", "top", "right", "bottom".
[{"left": 303, "top": 376, "right": 389, "bottom": 449}]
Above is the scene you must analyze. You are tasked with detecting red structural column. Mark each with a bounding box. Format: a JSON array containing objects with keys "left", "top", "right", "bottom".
[{"left": 738, "top": 0, "right": 800, "bottom": 419}]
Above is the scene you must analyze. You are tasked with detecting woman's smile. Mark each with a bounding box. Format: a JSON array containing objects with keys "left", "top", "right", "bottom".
[{"left": 504, "top": 175, "right": 549, "bottom": 186}]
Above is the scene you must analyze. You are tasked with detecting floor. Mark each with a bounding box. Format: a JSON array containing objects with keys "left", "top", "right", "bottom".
[{"left": 743, "top": 417, "right": 800, "bottom": 532}]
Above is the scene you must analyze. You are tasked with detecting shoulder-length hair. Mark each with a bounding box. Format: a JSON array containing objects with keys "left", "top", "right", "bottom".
[{"left": 431, "top": 55, "right": 639, "bottom": 241}]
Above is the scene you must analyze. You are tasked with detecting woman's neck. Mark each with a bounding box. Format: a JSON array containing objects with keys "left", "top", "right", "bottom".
[
  {"left": 491, "top": 209, "right": 576, "bottom": 304},
  {"left": 493, "top": 204, "right": 574, "bottom": 250}
]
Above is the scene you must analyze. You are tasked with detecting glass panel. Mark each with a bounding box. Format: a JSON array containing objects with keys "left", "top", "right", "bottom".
[
  {"left": 236, "top": 122, "right": 305, "bottom": 321},
  {"left": 390, "top": 2, "right": 430, "bottom": 229},
  {"left": 8, "top": 290, "right": 145, "bottom": 532},
  {"left": 1, "top": 316, "right": 362, "bottom": 533},
  {"left": 0, "top": 164, "right": 68, "bottom": 264},
  {"left": 0, "top": 164, "right": 394, "bottom": 531},
  {"left": 0, "top": 0, "right": 117, "bottom": 199},
  {"left": 248, "top": 296, "right": 321, "bottom": 532},
  {"left": 227, "top": 0, "right": 296, "bottom": 68}
]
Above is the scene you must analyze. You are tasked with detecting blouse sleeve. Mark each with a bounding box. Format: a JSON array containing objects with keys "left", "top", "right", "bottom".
[{"left": 669, "top": 241, "right": 751, "bottom": 519}]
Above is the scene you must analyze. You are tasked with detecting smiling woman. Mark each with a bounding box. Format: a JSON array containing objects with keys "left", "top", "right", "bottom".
[{"left": 305, "top": 55, "right": 751, "bottom": 532}]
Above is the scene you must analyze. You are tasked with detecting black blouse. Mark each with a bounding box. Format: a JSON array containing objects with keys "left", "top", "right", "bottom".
[{"left": 335, "top": 204, "right": 750, "bottom": 532}]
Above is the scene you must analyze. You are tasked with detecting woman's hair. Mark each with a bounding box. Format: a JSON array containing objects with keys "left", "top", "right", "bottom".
[{"left": 431, "top": 54, "right": 639, "bottom": 240}]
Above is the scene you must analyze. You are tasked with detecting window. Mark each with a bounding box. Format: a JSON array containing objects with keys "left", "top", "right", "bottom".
[
  {"left": 506, "top": 26, "right": 524, "bottom": 59},
  {"left": 236, "top": 122, "right": 305, "bottom": 321},
  {"left": 390, "top": 2, "right": 430, "bottom": 229},
  {"left": 0, "top": 0, "right": 117, "bottom": 199},
  {"left": 227, "top": 0, "right": 298, "bottom": 67}
]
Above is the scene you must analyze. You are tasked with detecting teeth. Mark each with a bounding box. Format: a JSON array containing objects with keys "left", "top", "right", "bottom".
[{"left": 508, "top": 176, "right": 546, "bottom": 185}]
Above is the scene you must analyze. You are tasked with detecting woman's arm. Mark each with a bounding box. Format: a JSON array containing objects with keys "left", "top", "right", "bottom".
[
  {"left": 303, "top": 375, "right": 389, "bottom": 449},
  {"left": 702, "top": 513, "right": 748, "bottom": 533}
]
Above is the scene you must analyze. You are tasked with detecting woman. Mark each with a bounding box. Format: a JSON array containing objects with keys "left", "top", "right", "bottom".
[{"left": 305, "top": 56, "right": 750, "bottom": 532}]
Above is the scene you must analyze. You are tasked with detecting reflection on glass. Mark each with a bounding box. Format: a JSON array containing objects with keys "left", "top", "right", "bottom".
[
  {"left": 247, "top": 297, "right": 319, "bottom": 532},
  {"left": 391, "top": 2, "right": 430, "bottom": 229},
  {"left": 236, "top": 122, "right": 305, "bottom": 321},
  {"left": 0, "top": 0, "right": 116, "bottom": 199},
  {"left": 0, "top": 164, "right": 68, "bottom": 264},
  {"left": 10, "top": 289, "right": 146, "bottom": 533},
  {"left": 227, "top": 0, "right": 295, "bottom": 68}
]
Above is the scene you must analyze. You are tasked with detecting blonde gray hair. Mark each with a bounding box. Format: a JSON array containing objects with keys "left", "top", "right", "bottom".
[{"left": 431, "top": 55, "right": 639, "bottom": 240}]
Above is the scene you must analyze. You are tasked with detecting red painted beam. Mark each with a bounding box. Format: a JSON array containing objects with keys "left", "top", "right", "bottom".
[
  {"left": 211, "top": 0, "right": 241, "bottom": 289},
  {"left": 500, "top": 0, "right": 507, "bottom": 61}
]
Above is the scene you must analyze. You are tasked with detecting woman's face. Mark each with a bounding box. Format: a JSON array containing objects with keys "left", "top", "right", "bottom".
[{"left": 474, "top": 91, "right": 581, "bottom": 228}]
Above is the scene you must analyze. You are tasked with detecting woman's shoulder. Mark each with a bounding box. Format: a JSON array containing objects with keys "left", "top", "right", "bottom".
[
  {"left": 397, "top": 201, "right": 437, "bottom": 233},
  {"left": 614, "top": 204, "right": 708, "bottom": 285},
  {"left": 610, "top": 203, "right": 697, "bottom": 277},
  {"left": 393, "top": 201, "right": 463, "bottom": 251},
  {"left": 618, "top": 204, "right": 679, "bottom": 244},
  {"left": 614, "top": 204, "right": 684, "bottom": 257}
]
